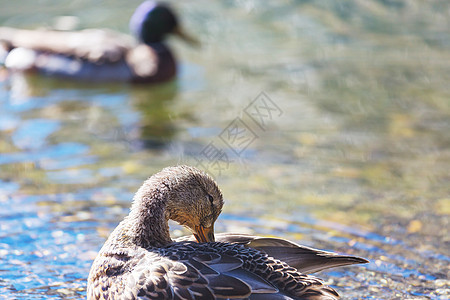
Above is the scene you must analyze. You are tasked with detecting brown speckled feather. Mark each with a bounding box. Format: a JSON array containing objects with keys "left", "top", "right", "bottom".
[{"left": 88, "top": 241, "right": 340, "bottom": 299}]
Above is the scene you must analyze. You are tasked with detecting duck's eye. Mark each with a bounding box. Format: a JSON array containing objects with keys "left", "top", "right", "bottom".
[{"left": 208, "top": 195, "right": 214, "bottom": 204}]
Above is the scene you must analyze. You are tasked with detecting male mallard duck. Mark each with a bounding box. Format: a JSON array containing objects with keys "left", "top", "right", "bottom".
[
  {"left": 0, "top": 1, "right": 197, "bottom": 83},
  {"left": 87, "top": 165, "right": 368, "bottom": 299}
]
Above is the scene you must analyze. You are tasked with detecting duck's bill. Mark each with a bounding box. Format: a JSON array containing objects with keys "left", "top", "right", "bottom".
[
  {"left": 194, "top": 225, "right": 215, "bottom": 243},
  {"left": 173, "top": 26, "right": 200, "bottom": 47}
]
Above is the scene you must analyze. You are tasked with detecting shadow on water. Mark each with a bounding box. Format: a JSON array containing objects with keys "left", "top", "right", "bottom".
[
  {"left": 130, "top": 83, "right": 179, "bottom": 149},
  {"left": 4, "top": 71, "right": 182, "bottom": 150}
]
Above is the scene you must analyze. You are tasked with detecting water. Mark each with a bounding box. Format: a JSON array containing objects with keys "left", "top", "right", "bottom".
[{"left": 0, "top": 0, "right": 449, "bottom": 299}]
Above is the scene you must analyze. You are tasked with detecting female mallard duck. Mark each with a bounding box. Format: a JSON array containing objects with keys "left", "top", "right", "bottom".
[
  {"left": 0, "top": 1, "right": 197, "bottom": 83},
  {"left": 87, "top": 165, "right": 368, "bottom": 299}
]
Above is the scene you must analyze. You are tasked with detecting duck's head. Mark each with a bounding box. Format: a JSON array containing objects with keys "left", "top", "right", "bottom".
[
  {"left": 165, "top": 166, "right": 223, "bottom": 243},
  {"left": 131, "top": 165, "right": 223, "bottom": 245},
  {"left": 129, "top": 1, "right": 198, "bottom": 46}
]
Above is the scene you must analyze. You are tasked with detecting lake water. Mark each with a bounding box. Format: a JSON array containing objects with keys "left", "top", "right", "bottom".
[{"left": 0, "top": 0, "right": 449, "bottom": 299}]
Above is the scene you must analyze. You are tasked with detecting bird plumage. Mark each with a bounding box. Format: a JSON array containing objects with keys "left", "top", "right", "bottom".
[
  {"left": 88, "top": 241, "right": 342, "bottom": 299},
  {"left": 87, "top": 166, "right": 367, "bottom": 299}
]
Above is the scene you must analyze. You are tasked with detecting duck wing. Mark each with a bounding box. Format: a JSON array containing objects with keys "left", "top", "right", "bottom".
[
  {"left": 0, "top": 27, "right": 135, "bottom": 63},
  {"left": 215, "top": 233, "right": 368, "bottom": 274},
  {"left": 176, "top": 242, "right": 340, "bottom": 299},
  {"left": 177, "top": 233, "right": 368, "bottom": 274}
]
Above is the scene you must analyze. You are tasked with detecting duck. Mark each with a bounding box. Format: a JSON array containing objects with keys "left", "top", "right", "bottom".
[
  {"left": 87, "top": 165, "right": 368, "bottom": 299},
  {"left": 0, "top": 1, "right": 197, "bottom": 83}
]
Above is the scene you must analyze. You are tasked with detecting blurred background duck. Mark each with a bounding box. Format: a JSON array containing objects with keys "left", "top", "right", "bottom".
[{"left": 0, "top": 1, "right": 198, "bottom": 83}]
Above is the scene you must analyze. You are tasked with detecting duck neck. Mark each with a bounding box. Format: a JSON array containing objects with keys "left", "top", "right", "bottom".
[{"left": 122, "top": 178, "right": 173, "bottom": 248}]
